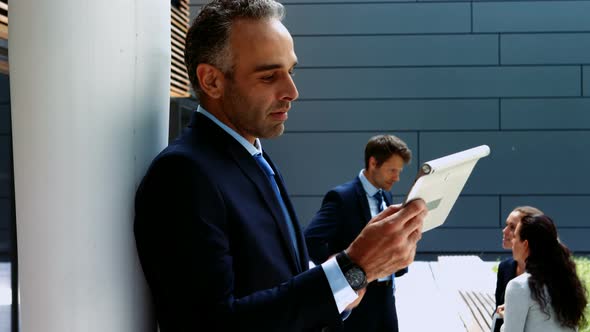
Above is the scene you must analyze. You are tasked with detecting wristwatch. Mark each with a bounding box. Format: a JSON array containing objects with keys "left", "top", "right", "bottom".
[{"left": 335, "top": 250, "right": 367, "bottom": 291}]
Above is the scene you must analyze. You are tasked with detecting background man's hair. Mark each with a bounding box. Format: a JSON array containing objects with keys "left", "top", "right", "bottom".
[{"left": 364, "top": 135, "right": 412, "bottom": 169}]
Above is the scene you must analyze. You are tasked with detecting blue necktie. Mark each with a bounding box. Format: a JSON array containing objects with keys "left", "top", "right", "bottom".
[
  {"left": 373, "top": 190, "right": 395, "bottom": 290},
  {"left": 374, "top": 190, "right": 385, "bottom": 213},
  {"left": 253, "top": 153, "right": 301, "bottom": 263}
]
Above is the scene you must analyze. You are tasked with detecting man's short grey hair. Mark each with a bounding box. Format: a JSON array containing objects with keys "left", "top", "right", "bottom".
[{"left": 184, "top": 0, "right": 285, "bottom": 98}]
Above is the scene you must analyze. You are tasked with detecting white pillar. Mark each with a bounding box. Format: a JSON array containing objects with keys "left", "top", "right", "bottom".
[{"left": 9, "top": 1, "right": 170, "bottom": 331}]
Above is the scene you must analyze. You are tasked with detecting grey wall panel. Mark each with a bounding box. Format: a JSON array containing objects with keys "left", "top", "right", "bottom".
[
  {"left": 501, "top": 196, "right": 590, "bottom": 228},
  {"left": 262, "top": 132, "right": 418, "bottom": 196},
  {"left": 502, "top": 33, "right": 590, "bottom": 65},
  {"left": 474, "top": 1, "right": 590, "bottom": 33},
  {"left": 190, "top": 3, "right": 471, "bottom": 35},
  {"left": 189, "top": 5, "right": 199, "bottom": 22},
  {"left": 0, "top": 105, "right": 8, "bottom": 135},
  {"left": 293, "top": 195, "right": 499, "bottom": 230},
  {"left": 554, "top": 229, "right": 590, "bottom": 252},
  {"left": 286, "top": 100, "right": 499, "bottom": 132},
  {"left": 420, "top": 132, "right": 590, "bottom": 195},
  {"left": 0, "top": 138, "right": 8, "bottom": 198},
  {"left": 295, "top": 67, "right": 580, "bottom": 99},
  {"left": 440, "top": 196, "right": 499, "bottom": 228},
  {"left": 189, "top": 0, "right": 590, "bottom": 254},
  {"left": 283, "top": 3, "right": 470, "bottom": 36},
  {"left": 501, "top": 98, "right": 590, "bottom": 130},
  {"left": 295, "top": 35, "right": 498, "bottom": 67},
  {"left": 418, "top": 229, "right": 501, "bottom": 252},
  {"left": 585, "top": 67, "right": 589, "bottom": 96},
  {"left": 418, "top": 228, "right": 590, "bottom": 252},
  {"left": 292, "top": 196, "right": 323, "bottom": 228}
]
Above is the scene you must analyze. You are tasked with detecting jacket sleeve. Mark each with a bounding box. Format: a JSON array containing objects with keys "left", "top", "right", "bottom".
[
  {"left": 495, "top": 260, "right": 509, "bottom": 308},
  {"left": 304, "top": 190, "right": 344, "bottom": 265}
]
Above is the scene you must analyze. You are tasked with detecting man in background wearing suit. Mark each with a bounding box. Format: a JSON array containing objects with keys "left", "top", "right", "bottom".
[
  {"left": 305, "top": 135, "right": 412, "bottom": 332},
  {"left": 133, "top": 1, "right": 427, "bottom": 331}
]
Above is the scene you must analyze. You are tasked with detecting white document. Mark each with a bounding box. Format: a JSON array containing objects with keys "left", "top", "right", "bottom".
[{"left": 404, "top": 145, "right": 490, "bottom": 232}]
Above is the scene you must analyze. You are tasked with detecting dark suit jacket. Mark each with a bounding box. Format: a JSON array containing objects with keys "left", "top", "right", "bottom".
[
  {"left": 304, "top": 177, "right": 407, "bottom": 331},
  {"left": 495, "top": 257, "right": 517, "bottom": 308},
  {"left": 492, "top": 257, "right": 517, "bottom": 332},
  {"left": 134, "top": 112, "right": 342, "bottom": 332},
  {"left": 304, "top": 177, "right": 407, "bottom": 276}
]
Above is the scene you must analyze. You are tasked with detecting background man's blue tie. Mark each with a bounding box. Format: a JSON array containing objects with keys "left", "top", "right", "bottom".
[
  {"left": 373, "top": 189, "right": 396, "bottom": 291},
  {"left": 374, "top": 190, "right": 385, "bottom": 213},
  {"left": 254, "top": 153, "right": 301, "bottom": 263}
]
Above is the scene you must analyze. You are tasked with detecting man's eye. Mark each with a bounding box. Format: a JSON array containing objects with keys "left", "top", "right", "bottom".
[
  {"left": 261, "top": 74, "right": 275, "bottom": 81},
  {"left": 289, "top": 71, "right": 296, "bottom": 77}
]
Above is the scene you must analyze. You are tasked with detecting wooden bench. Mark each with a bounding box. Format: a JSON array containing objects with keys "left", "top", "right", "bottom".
[
  {"left": 459, "top": 290, "right": 495, "bottom": 332},
  {"left": 435, "top": 256, "right": 497, "bottom": 332}
]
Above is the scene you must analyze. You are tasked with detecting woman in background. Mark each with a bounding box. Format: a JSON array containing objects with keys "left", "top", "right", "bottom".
[
  {"left": 498, "top": 215, "right": 587, "bottom": 332},
  {"left": 492, "top": 206, "right": 543, "bottom": 332}
]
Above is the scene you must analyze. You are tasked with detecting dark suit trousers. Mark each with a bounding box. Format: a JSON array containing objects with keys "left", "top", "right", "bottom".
[{"left": 342, "top": 282, "right": 398, "bottom": 332}]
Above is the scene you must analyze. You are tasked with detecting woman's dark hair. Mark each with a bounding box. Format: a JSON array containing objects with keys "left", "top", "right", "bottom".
[{"left": 519, "top": 214, "right": 588, "bottom": 328}]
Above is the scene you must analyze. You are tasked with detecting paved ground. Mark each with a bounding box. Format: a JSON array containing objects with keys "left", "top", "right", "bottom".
[{"left": 396, "top": 256, "right": 498, "bottom": 332}]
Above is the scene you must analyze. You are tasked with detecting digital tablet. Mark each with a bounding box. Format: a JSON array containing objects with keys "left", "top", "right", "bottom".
[{"left": 404, "top": 145, "right": 490, "bottom": 232}]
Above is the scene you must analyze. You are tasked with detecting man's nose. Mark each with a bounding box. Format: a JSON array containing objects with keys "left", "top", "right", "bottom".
[{"left": 280, "top": 75, "right": 299, "bottom": 101}]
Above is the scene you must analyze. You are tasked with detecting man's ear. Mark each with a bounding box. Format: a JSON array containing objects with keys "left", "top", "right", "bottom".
[
  {"left": 368, "top": 156, "right": 377, "bottom": 170},
  {"left": 196, "top": 63, "right": 224, "bottom": 99}
]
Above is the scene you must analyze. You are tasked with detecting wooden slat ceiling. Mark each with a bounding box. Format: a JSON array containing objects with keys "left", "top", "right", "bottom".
[
  {"left": 0, "top": 1, "right": 192, "bottom": 97},
  {"left": 170, "top": 0, "right": 191, "bottom": 98},
  {"left": 0, "top": 0, "right": 8, "bottom": 75}
]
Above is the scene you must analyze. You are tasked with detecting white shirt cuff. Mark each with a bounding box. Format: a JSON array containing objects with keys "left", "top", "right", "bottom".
[{"left": 321, "top": 256, "right": 358, "bottom": 313}]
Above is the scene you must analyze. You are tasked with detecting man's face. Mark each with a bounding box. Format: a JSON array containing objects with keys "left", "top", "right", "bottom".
[
  {"left": 502, "top": 211, "right": 523, "bottom": 250},
  {"left": 367, "top": 154, "right": 405, "bottom": 191},
  {"left": 220, "top": 18, "right": 298, "bottom": 143}
]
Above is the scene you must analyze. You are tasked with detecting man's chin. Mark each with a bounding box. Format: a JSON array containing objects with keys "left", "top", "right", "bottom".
[{"left": 260, "top": 124, "right": 285, "bottom": 139}]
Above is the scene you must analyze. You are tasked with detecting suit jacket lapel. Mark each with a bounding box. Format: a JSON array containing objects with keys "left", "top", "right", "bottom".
[
  {"left": 353, "top": 177, "right": 372, "bottom": 224},
  {"left": 230, "top": 147, "right": 302, "bottom": 273},
  {"left": 265, "top": 153, "right": 306, "bottom": 272},
  {"left": 191, "top": 113, "right": 302, "bottom": 273}
]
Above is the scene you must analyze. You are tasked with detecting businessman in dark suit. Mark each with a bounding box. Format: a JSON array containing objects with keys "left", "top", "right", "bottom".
[
  {"left": 133, "top": 1, "right": 427, "bottom": 331},
  {"left": 305, "top": 135, "right": 412, "bottom": 332}
]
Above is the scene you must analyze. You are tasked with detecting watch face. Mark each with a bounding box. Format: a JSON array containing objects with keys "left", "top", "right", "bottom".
[{"left": 345, "top": 267, "right": 366, "bottom": 290}]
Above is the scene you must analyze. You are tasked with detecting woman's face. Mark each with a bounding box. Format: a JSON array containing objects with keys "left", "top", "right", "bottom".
[
  {"left": 512, "top": 222, "right": 529, "bottom": 263},
  {"left": 502, "top": 211, "right": 522, "bottom": 250}
]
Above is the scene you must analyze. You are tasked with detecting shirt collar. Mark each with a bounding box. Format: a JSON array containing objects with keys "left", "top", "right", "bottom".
[
  {"left": 197, "top": 105, "right": 262, "bottom": 156},
  {"left": 358, "top": 169, "right": 381, "bottom": 197}
]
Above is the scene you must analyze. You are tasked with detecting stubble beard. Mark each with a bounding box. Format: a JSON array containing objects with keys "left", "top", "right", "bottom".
[{"left": 225, "top": 82, "right": 289, "bottom": 139}]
